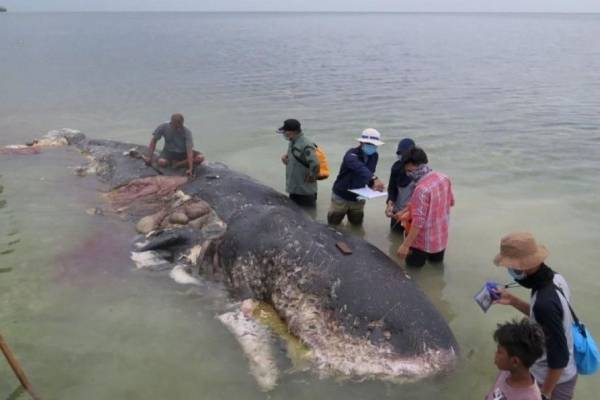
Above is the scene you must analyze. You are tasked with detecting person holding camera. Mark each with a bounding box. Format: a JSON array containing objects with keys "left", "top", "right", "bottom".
[{"left": 493, "top": 232, "right": 578, "bottom": 400}]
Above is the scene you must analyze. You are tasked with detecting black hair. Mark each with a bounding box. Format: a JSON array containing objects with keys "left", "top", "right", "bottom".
[
  {"left": 493, "top": 318, "right": 545, "bottom": 368},
  {"left": 404, "top": 147, "right": 428, "bottom": 165}
]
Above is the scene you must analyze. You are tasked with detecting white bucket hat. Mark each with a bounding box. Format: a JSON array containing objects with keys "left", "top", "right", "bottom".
[{"left": 356, "top": 128, "right": 384, "bottom": 146}]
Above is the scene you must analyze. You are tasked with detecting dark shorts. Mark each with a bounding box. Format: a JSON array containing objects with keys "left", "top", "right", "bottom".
[
  {"left": 289, "top": 193, "right": 317, "bottom": 208},
  {"left": 159, "top": 150, "right": 187, "bottom": 162},
  {"left": 406, "top": 247, "right": 445, "bottom": 268}
]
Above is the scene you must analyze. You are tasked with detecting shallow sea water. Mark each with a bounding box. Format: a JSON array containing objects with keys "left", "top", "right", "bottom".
[{"left": 1, "top": 12, "right": 600, "bottom": 399}]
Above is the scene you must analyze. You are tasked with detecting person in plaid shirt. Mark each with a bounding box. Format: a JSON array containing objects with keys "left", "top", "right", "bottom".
[{"left": 396, "top": 147, "right": 454, "bottom": 267}]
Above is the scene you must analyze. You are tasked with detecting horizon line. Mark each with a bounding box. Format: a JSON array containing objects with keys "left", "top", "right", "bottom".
[{"left": 2, "top": 10, "right": 600, "bottom": 14}]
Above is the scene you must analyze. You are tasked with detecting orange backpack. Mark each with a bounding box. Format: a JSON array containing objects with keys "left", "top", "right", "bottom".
[
  {"left": 292, "top": 144, "right": 330, "bottom": 180},
  {"left": 314, "top": 145, "right": 330, "bottom": 180}
]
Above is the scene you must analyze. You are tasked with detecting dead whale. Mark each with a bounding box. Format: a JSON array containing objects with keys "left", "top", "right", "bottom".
[{"left": 2, "top": 129, "right": 459, "bottom": 386}]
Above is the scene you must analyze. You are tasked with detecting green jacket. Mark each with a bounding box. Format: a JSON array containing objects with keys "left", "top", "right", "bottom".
[{"left": 286, "top": 133, "right": 319, "bottom": 195}]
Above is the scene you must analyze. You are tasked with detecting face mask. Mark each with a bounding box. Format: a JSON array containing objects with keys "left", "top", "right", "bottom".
[
  {"left": 508, "top": 268, "right": 527, "bottom": 281},
  {"left": 406, "top": 164, "right": 432, "bottom": 181},
  {"left": 362, "top": 143, "right": 377, "bottom": 156}
]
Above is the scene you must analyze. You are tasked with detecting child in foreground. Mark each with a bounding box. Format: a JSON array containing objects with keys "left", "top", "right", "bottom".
[{"left": 486, "top": 319, "right": 545, "bottom": 400}]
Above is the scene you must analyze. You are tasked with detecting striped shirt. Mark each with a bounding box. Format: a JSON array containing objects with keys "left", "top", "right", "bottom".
[{"left": 409, "top": 171, "right": 454, "bottom": 253}]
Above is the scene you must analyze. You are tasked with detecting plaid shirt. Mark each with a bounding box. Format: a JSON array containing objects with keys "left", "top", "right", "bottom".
[{"left": 409, "top": 171, "right": 454, "bottom": 253}]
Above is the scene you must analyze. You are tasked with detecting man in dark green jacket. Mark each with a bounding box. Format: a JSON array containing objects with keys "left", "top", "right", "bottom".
[{"left": 278, "top": 119, "right": 320, "bottom": 207}]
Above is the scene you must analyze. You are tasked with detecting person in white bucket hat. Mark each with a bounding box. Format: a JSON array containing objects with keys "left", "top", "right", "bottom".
[
  {"left": 356, "top": 128, "right": 385, "bottom": 146},
  {"left": 327, "top": 128, "right": 386, "bottom": 225}
]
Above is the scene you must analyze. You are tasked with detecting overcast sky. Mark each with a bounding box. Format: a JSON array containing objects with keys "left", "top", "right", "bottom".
[{"left": 2, "top": 0, "right": 599, "bottom": 13}]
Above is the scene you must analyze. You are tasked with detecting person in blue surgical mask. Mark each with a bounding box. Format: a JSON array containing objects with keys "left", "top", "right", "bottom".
[
  {"left": 327, "top": 128, "right": 385, "bottom": 225},
  {"left": 492, "top": 232, "right": 578, "bottom": 400}
]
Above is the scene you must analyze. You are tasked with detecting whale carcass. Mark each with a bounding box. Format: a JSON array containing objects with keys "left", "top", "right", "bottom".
[{"left": 2, "top": 130, "right": 459, "bottom": 386}]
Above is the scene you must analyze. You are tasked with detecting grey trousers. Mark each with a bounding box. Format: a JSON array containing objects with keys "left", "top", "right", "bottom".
[
  {"left": 327, "top": 195, "right": 366, "bottom": 225},
  {"left": 541, "top": 375, "right": 577, "bottom": 400}
]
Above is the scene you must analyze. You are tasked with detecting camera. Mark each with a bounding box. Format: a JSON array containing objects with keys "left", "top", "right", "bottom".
[{"left": 474, "top": 281, "right": 500, "bottom": 312}]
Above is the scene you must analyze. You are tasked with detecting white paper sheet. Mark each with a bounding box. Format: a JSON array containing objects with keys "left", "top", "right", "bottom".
[{"left": 348, "top": 187, "right": 387, "bottom": 200}]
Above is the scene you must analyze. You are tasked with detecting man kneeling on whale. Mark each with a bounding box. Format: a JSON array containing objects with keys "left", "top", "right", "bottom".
[{"left": 145, "top": 113, "right": 205, "bottom": 176}]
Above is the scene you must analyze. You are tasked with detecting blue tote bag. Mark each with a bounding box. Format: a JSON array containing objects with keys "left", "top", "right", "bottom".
[
  {"left": 569, "top": 310, "right": 599, "bottom": 375},
  {"left": 556, "top": 286, "right": 599, "bottom": 375}
]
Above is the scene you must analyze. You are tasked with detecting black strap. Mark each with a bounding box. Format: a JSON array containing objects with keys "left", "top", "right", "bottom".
[
  {"left": 553, "top": 285, "right": 579, "bottom": 323},
  {"left": 291, "top": 144, "right": 316, "bottom": 169},
  {"left": 554, "top": 285, "right": 586, "bottom": 336}
]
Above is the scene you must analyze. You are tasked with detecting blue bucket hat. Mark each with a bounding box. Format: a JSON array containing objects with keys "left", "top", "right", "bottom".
[{"left": 396, "top": 138, "right": 415, "bottom": 155}]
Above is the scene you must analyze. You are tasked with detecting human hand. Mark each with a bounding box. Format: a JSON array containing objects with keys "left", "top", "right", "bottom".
[
  {"left": 396, "top": 243, "right": 410, "bottom": 259},
  {"left": 393, "top": 211, "right": 405, "bottom": 222},
  {"left": 186, "top": 168, "right": 194, "bottom": 177},
  {"left": 281, "top": 154, "right": 288, "bottom": 165},
  {"left": 385, "top": 204, "right": 394, "bottom": 218},
  {"left": 143, "top": 155, "right": 152, "bottom": 166},
  {"left": 373, "top": 178, "right": 385, "bottom": 192},
  {"left": 492, "top": 287, "right": 514, "bottom": 306}
]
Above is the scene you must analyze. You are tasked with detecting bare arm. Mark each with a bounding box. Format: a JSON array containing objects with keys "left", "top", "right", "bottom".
[
  {"left": 146, "top": 137, "right": 157, "bottom": 164},
  {"left": 510, "top": 295, "right": 531, "bottom": 316},
  {"left": 186, "top": 147, "right": 194, "bottom": 176},
  {"left": 541, "top": 368, "right": 564, "bottom": 399},
  {"left": 494, "top": 288, "right": 530, "bottom": 315},
  {"left": 385, "top": 200, "right": 395, "bottom": 217},
  {"left": 396, "top": 224, "right": 421, "bottom": 259}
]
